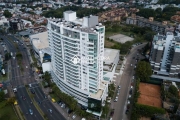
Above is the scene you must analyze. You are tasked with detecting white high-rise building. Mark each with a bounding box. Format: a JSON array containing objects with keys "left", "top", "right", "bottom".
[{"left": 48, "top": 11, "right": 108, "bottom": 117}]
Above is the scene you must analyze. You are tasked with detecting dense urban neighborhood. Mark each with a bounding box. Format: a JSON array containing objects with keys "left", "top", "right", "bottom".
[{"left": 1, "top": 0, "right": 180, "bottom": 120}]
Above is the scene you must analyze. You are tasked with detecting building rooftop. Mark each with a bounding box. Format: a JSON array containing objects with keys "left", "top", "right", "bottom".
[
  {"left": 48, "top": 11, "right": 104, "bottom": 34},
  {"left": 89, "top": 81, "right": 108, "bottom": 100},
  {"left": 104, "top": 48, "right": 119, "bottom": 64},
  {"left": 30, "top": 31, "right": 49, "bottom": 50}
]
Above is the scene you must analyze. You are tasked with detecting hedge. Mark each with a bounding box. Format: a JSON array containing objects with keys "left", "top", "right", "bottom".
[{"left": 134, "top": 103, "right": 166, "bottom": 117}]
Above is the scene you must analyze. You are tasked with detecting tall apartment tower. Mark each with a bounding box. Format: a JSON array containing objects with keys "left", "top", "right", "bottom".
[
  {"left": 150, "top": 32, "right": 180, "bottom": 77},
  {"left": 47, "top": 11, "right": 108, "bottom": 116}
]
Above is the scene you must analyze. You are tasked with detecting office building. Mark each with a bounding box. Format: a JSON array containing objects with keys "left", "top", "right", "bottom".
[{"left": 47, "top": 11, "right": 108, "bottom": 117}]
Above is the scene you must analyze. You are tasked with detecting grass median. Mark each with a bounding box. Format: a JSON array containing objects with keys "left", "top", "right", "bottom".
[{"left": 25, "top": 87, "right": 48, "bottom": 120}]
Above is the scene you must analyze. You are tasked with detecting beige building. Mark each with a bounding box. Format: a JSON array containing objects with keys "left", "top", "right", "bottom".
[{"left": 98, "top": 8, "right": 128, "bottom": 22}]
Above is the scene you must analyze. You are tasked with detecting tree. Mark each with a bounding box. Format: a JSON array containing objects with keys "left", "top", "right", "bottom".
[
  {"left": 169, "top": 85, "right": 179, "bottom": 98},
  {"left": 136, "top": 8, "right": 156, "bottom": 19},
  {"left": 43, "top": 71, "right": 52, "bottom": 86},
  {"left": 135, "top": 61, "right": 152, "bottom": 82},
  {"left": 5, "top": 53, "right": 11, "bottom": 61},
  {"left": 77, "top": 0, "right": 82, "bottom": 4},
  {"left": 143, "top": 31, "right": 155, "bottom": 41},
  {"left": 0, "top": 91, "right": 5, "bottom": 102},
  {"left": 3, "top": 10, "right": 12, "bottom": 18}
]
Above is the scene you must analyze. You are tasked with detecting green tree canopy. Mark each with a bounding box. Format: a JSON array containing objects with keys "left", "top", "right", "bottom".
[
  {"left": 168, "top": 85, "right": 179, "bottom": 98},
  {"left": 136, "top": 8, "right": 156, "bottom": 19},
  {"left": 3, "top": 10, "right": 12, "bottom": 18},
  {"left": 0, "top": 91, "right": 5, "bottom": 102},
  {"left": 135, "top": 61, "right": 152, "bottom": 82}
]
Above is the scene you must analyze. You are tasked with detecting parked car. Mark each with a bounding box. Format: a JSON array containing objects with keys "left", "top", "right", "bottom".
[
  {"left": 125, "top": 109, "right": 129, "bottom": 114},
  {"left": 72, "top": 114, "right": 76, "bottom": 119},
  {"left": 107, "top": 97, "right": 111, "bottom": 103},
  {"left": 68, "top": 109, "right": 73, "bottom": 114},
  {"left": 110, "top": 109, "right": 115, "bottom": 116},
  {"left": 114, "top": 99, "right": 118, "bottom": 102}
]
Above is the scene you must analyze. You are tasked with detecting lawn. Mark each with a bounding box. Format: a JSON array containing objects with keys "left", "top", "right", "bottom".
[
  {"left": 0, "top": 101, "right": 19, "bottom": 120},
  {"left": 0, "top": 74, "right": 8, "bottom": 82}
]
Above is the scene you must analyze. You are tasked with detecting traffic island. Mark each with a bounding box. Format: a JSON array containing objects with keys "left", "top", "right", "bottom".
[{"left": 25, "top": 86, "right": 48, "bottom": 120}]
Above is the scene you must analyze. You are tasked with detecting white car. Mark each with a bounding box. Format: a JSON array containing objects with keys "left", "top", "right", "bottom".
[
  {"left": 72, "top": 114, "right": 76, "bottom": 119},
  {"left": 49, "top": 109, "right": 52, "bottom": 113},
  {"left": 114, "top": 98, "right": 118, "bottom": 102}
]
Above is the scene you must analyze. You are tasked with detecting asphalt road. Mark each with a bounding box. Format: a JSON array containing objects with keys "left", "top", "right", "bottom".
[
  {"left": 30, "top": 83, "right": 66, "bottom": 120},
  {"left": 15, "top": 86, "right": 43, "bottom": 120},
  {"left": 8, "top": 35, "right": 35, "bottom": 85},
  {"left": 1, "top": 35, "right": 43, "bottom": 120},
  {"left": 112, "top": 43, "right": 146, "bottom": 120},
  {"left": 5, "top": 35, "right": 65, "bottom": 120}
]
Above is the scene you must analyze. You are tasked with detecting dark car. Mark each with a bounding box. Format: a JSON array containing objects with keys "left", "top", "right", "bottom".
[
  {"left": 21, "top": 95, "right": 26, "bottom": 100},
  {"left": 31, "top": 90, "right": 35, "bottom": 94},
  {"left": 68, "top": 109, "right": 73, "bottom": 114},
  {"left": 125, "top": 109, "right": 129, "bottom": 114},
  {"left": 110, "top": 109, "right": 115, "bottom": 116}
]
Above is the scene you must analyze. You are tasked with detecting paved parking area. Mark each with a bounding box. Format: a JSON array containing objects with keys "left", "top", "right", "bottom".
[{"left": 109, "top": 34, "right": 134, "bottom": 43}]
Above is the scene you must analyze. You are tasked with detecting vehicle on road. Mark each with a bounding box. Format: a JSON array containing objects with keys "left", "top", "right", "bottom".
[
  {"left": 48, "top": 109, "right": 52, "bottom": 113},
  {"left": 44, "top": 95, "right": 47, "bottom": 99},
  {"left": 31, "top": 90, "right": 35, "bottom": 94},
  {"left": 21, "top": 96, "right": 26, "bottom": 100},
  {"left": 29, "top": 84, "right": 32, "bottom": 88},
  {"left": 29, "top": 109, "right": 33, "bottom": 115}
]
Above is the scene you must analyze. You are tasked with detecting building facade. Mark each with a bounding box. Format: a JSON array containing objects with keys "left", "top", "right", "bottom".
[
  {"left": 126, "top": 14, "right": 172, "bottom": 34},
  {"left": 9, "top": 18, "right": 24, "bottom": 31},
  {"left": 149, "top": 32, "right": 180, "bottom": 77},
  {"left": 47, "top": 11, "right": 108, "bottom": 117}
]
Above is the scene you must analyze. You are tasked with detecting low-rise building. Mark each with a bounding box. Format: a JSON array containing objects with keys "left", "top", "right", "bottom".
[
  {"left": 103, "top": 48, "right": 120, "bottom": 82},
  {"left": 171, "top": 15, "right": 180, "bottom": 23},
  {"left": 98, "top": 8, "right": 137, "bottom": 22},
  {"left": 0, "top": 16, "right": 9, "bottom": 26},
  {"left": 29, "top": 31, "right": 50, "bottom": 65}
]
